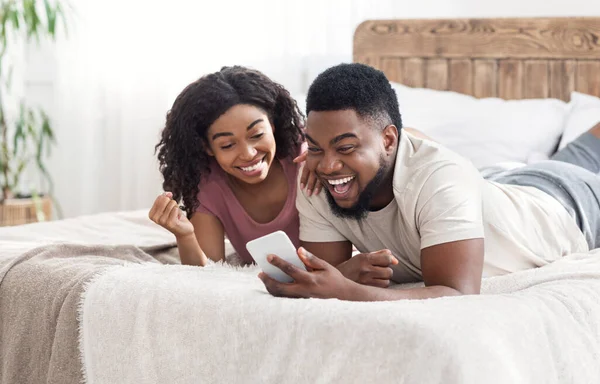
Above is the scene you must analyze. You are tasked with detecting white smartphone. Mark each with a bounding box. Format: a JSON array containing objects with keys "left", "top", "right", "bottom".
[{"left": 246, "top": 230, "right": 307, "bottom": 283}]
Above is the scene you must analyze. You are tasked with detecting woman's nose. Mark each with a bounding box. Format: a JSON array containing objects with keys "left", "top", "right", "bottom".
[{"left": 240, "top": 143, "right": 258, "bottom": 160}]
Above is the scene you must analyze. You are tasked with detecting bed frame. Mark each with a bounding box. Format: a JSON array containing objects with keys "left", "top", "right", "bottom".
[{"left": 353, "top": 17, "right": 600, "bottom": 101}]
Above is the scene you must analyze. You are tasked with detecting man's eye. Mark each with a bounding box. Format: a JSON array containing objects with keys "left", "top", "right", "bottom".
[
  {"left": 307, "top": 147, "right": 321, "bottom": 153},
  {"left": 338, "top": 146, "right": 354, "bottom": 153}
]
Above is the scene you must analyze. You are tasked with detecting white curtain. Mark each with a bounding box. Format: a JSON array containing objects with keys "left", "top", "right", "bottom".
[{"left": 35, "top": 0, "right": 600, "bottom": 218}]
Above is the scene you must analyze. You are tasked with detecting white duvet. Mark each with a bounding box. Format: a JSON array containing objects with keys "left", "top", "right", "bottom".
[{"left": 80, "top": 248, "right": 600, "bottom": 384}]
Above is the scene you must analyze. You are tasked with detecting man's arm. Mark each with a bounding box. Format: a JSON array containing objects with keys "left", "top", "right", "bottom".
[
  {"left": 259, "top": 238, "right": 484, "bottom": 301},
  {"left": 345, "top": 238, "right": 484, "bottom": 301},
  {"left": 300, "top": 240, "right": 353, "bottom": 266}
]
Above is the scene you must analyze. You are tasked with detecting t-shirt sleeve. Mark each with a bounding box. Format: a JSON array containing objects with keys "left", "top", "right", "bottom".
[
  {"left": 296, "top": 178, "right": 347, "bottom": 243},
  {"left": 415, "top": 163, "right": 484, "bottom": 249},
  {"left": 195, "top": 200, "right": 214, "bottom": 216}
]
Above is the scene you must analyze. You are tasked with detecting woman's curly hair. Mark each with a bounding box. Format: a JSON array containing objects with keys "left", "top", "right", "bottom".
[{"left": 155, "top": 66, "right": 305, "bottom": 218}]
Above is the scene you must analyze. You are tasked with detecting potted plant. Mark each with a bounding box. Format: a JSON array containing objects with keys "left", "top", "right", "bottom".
[{"left": 0, "top": 0, "right": 68, "bottom": 226}]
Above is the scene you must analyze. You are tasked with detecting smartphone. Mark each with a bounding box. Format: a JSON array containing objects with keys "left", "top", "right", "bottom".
[{"left": 246, "top": 230, "right": 307, "bottom": 283}]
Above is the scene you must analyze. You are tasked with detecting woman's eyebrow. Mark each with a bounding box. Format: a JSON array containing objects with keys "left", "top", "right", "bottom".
[{"left": 211, "top": 119, "right": 264, "bottom": 141}]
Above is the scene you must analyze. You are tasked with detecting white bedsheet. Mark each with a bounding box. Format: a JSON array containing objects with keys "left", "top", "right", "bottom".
[
  {"left": 0, "top": 210, "right": 238, "bottom": 263},
  {"left": 0, "top": 210, "right": 176, "bottom": 259},
  {"left": 80, "top": 249, "right": 600, "bottom": 384}
]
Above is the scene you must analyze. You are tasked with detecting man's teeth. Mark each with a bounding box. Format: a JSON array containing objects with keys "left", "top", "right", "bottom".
[
  {"left": 240, "top": 160, "right": 263, "bottom": 172},
  {"left": 328, "top": 176, "right": 355, "bottom": 185}
]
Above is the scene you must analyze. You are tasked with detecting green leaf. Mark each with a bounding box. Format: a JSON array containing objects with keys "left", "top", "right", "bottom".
[
  {"left": 11, "top": 158, "right": 27, "bottom": 189},
  {"left": 40, "top": 110, "right": 54, "bottom": 140},
  {"left": 0, "top": 140, "right": 10, "bottom": 190},
  {"left": 24, "top": 0, "right": 41, "bottom": 41},
  {"left": 0, "top": 141, "right": 8, "bottom": 162},
  {"left": 10, "top": 8, "right": 19, "bottom": 28},
  {"left": 9, "top": 8, "right": 19, "bottom": 29},
  {"left": 40, "top": 111, "right": 54, "bottom": 155},
  {"left": 44, "top": 0, "right": 57, "bottom": 36},
  {"left": 0, "top": 17, "right": 7, "bottom": 56},
  {"left": 13, "top": 110, "right": 25, "bottom": 156},
  {"left": 26, "top": 107, "right": 38, "bottom": 139},
  {"left": 0, "top": 146, "right": 4, "bottom": 175},
  {"left": 0, "top": 6, "right": 7, "bottom": 35},
  {"left": 37, "top": 119, "right": 45, "bottom": 157},
  {"left": 0, "top": 34, "right": 7, "bottom": 59},
  {"left": 0, "top": 6, "right": 20, "bottom": 44}
]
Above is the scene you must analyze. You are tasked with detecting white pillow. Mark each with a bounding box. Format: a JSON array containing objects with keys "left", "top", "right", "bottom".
[
  {"left": 391, "top": 83, "right": 568, "bottom": 169},
  {"left": 559, "top": 92, "right": 600, "bottom": 150}
]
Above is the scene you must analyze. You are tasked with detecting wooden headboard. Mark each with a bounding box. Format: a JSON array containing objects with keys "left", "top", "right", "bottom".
[{"left": 353, "top": 17, "right": 600, "bottom": 101}]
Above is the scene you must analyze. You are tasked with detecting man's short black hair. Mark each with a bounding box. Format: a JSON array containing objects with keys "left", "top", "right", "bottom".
[{"left": 306, "top": 63, "right": 402, "bottom": 130}]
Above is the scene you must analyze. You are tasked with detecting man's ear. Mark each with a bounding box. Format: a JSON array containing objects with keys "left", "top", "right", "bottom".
[{"left": 382, "top": 125, "right": 399, "bottom": 155}]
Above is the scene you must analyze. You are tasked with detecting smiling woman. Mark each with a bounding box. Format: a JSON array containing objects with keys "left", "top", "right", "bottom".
[
  {"left": 148, "top": 66, "right": 322, "bottom": 267},
  {"left": 206, "top": 105, "right": 277, "bottom": 183}
]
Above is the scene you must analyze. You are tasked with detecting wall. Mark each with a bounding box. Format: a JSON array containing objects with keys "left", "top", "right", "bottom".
[{"left": 22, "top": 0, "right": 600, "bottom": 218}]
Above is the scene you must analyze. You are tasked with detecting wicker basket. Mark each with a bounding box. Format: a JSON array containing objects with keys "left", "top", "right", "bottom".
[{"left": 0, "top": 197, "right": 53, "bottom": 227}]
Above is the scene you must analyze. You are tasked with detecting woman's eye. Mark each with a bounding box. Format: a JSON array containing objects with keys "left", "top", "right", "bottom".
[
  {"left": 251, "top": 133, "right": 264, "bottom": 140},
  {"left": 220, "top": 144, "right": 234, "bottom": 150},
  {"left": 307, "top": 147, "right": 321, "bottom": 153}
]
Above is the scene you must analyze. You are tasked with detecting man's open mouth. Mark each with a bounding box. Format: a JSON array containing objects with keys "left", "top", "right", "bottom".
[{"left": 326, "top": 176, "right": 356, "bottom": 198}]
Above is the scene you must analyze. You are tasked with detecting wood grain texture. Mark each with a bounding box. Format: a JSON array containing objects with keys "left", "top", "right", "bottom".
[
  {"left": 523, "top": 60, "right": 549, "bottom": 98},
  {"left": 449, "top": 59, "right": 474, "bottom": 96},
  {"left": 380, "top": 58, "right": 403, "bottom": 83},
  {"left": 549, "top": 60, "right": 575, "bottom": 101},
  {"left": 425, "top": 59, "right": 449, "bottom": 90},
  {"left": 575, "top": 61, "right": 600, "bottom": 97},
  {"left": 473, "top": 60, "right": 498, "bottom": 98},
  {"left": 402, "top": 58, "right": 425, "bottom": 88},
  {"left": 354, "top": 17, "right": 600, "bottom": 59},
  {"left": 354, "top": 55, "right": 375, "bottom": 67},
  {"left": 498, "top": 60, "right": 524, "bottom": 99},
  {"left": 354, "top": 18, "right": 600, "bottom": 100}
]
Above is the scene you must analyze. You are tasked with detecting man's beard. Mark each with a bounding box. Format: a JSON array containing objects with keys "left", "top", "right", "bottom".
[{"left": 324, "top": 158, "right": 387, "bottom": 221}]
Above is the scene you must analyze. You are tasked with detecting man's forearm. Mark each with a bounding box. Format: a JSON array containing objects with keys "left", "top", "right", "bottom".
[
  {"left": 300, "top": 240, "right": 353, "bottom": 267},
  {"left": 176, "top": 234, "right": 208, "bottom": 266},
  {"left": 342, "top": 281, "right": 463, "bottom": 302}
]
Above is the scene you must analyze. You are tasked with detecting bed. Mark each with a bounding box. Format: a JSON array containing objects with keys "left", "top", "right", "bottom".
[{"left": 2, "top": 17, "right": 600, "bottom": 384}]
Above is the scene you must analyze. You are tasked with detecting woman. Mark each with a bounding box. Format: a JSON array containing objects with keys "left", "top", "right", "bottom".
[{"left": 149, "top": 66, "right": 319, "bottom": 266}]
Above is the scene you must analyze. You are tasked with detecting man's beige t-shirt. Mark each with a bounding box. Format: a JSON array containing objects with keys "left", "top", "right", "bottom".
[{"left": 297, "top": 131, "right": 588, "bottom": 283}]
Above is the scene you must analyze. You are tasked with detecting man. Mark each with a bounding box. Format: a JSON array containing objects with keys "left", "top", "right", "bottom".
[{"left": 258, "top": 63, "right": 600, "bottom": 301}]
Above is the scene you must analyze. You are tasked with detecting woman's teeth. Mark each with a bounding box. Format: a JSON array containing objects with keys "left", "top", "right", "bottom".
[{"left": 240, "top": 160, "right": 264, "bottom": 172}]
